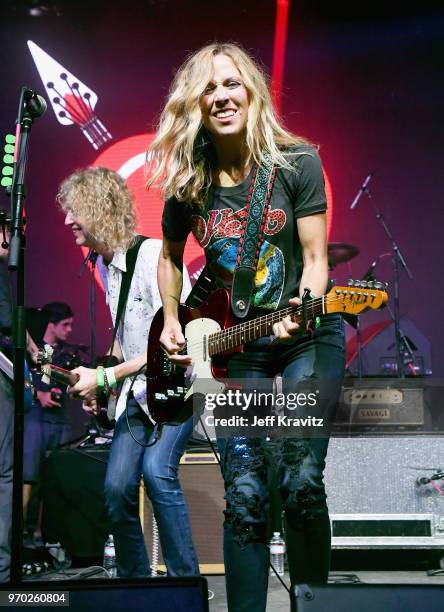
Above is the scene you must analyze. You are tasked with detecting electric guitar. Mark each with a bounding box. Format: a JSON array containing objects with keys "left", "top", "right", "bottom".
[
  {"left": 0, "top": 350, "right": 34, "bottom": 390},
  {"left": 146, "top": 281, "right": 389, "bottom": 423},
  {"left": 36, "top": 345, "right": 80, "bottom": 387},
  {"left": 36, "top": 345, "right": 116, "bottom": 427}
]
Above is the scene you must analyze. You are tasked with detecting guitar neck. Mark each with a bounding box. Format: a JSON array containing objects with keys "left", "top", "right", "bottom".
[
  {"left": 208, "top": 297, "right": 325, "bottom": 357},
  {"left": 207, "top": 281, "right": 388, "bottom": 357},
  {"left": 43, "top": 364, "right": 79, "bottom": 387}
]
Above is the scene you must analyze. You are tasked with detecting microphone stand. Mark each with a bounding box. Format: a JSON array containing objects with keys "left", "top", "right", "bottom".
[
  {"left": 78, "top": 249, "right": 104, "bottom": 441},
  {"left": 7, "top": 88, "right": 46, "bottom": 585},
  {"left": 349, "top": 172, "right": 374, "bottom": 379},
  {"left": 370, "top": 202, "right": 413, "bottom": 378},
  {"left": 89, "top": 251, "right": 98, "bottom": 365},
  {"left": 350, "top": 172, "right": 413, "bottom": 378},
  {"left": 355, "top": 316, "right": 363, "bottom": 379},
  {"left": 79, "top": 248, "right": 98, "bottom": 365}
]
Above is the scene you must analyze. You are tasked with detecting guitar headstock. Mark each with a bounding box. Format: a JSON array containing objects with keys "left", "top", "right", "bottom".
[
  {"left": 36, "top": 344, "right": 79, "bottom": 387},
  {"left": 327, "top": 280, "right": 389, "bottom": 315},
  {"left": 36, "top": 344, "right": 54, "bottom": 384}
]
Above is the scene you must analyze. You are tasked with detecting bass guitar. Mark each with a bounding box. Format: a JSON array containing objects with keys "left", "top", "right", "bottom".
[{"left": 146, "top": 280, "right": 389, "bottom": 423}]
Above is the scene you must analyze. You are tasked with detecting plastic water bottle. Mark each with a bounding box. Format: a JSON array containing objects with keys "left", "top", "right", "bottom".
[
  {"left": 269, "top": 531, "right": 285, "bottom": 576},
  {"left": 103, "top": 534, "right": 117, "bottom": 578}
]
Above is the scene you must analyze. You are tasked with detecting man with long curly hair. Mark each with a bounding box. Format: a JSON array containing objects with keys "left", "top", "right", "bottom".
[
  {"left": 149, "top": 43, "right": 345, "bottom": 610},
  {"left": 57, "top": 167, "right": 199, "bottom": 578}
]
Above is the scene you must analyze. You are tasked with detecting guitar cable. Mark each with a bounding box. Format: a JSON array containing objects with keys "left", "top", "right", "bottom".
[
  {"left": 196, "top": 412, "right": 293, "bottom": 593},
  {"left": 124, "top": 363, "right": 163, "bottom": 448},
  {"left": 125, "top": 365, "right": 292, "bottom": 593},
  {"left": 197, "top": 414, "right": 222, "bottom": 468}
]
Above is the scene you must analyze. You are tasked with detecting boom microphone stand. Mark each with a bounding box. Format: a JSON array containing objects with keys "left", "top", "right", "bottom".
[
  {"left": 78, "top": 248, "right": 106, "bottom": 441},
  {"left": 371, "top": 207, "right": 413, "bottom": 378},
  {"left": 8, "top": 87, "right": 47, "bottom": 584},
  {"left": 78, "top": 247, "right": 98, "bottom": 365},
  {"left": 350, "top": 172, "right": 413, "bottom": 378}
]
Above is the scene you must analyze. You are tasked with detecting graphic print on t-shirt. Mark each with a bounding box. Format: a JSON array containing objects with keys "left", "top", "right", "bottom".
[{"left": 191, "top": 205, "right": 286, "bottom": 310}]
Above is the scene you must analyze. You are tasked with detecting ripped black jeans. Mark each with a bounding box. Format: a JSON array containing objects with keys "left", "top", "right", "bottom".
[{"left": 217, "top": 314, "right": 345, "bottom": 612}]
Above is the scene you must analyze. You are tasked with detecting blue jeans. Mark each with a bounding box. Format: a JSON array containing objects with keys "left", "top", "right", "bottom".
[
  {"left": 104, "top": 396, "right": 199, "bottom": 578},
  {"left": 218, "top": 314, "right": 345, "bottom": 611},
  {"left": 23, "top": 399, "right": 67, "bottom": 484}
]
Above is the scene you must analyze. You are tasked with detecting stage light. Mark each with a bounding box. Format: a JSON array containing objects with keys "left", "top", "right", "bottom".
[{"left": 11, "top": 0, "right": 61, "bottom": 18}]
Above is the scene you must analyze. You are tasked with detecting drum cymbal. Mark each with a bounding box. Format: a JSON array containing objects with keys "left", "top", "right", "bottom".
[{"left": 328, "top": 243, "right": 360, "bottom": 267}]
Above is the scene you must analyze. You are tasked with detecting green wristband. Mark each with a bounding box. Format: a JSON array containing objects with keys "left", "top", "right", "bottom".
[
  {"left": 96, "top": 366, "right": 105, "bottom": 390},
  {"left": 104, "top": 367, "right": 117, "bottom": 389}
]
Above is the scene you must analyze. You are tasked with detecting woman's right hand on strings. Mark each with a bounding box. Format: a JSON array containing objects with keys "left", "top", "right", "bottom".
[{"left": 159, "top": 319, "right": 192, "bottom": 367}]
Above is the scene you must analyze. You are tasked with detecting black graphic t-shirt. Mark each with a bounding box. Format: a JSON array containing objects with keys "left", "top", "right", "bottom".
[{"left": 162, "top": 145, "right": 327, "bottom": 314}]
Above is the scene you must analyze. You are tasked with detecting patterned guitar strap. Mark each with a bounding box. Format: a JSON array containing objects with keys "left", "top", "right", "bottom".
[{"left": 231, "top": 153, "right": 276, "bottom": 318}]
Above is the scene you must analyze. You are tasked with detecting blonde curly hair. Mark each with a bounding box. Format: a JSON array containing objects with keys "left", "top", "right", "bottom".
[
  {"left": 57, "top": 167, "right": 137, "bottom": 252},
  {"left": 147, "top": 42, "right": 308, "bottom": 206}
]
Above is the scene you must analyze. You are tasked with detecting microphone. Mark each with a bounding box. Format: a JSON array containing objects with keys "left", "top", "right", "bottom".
[
  {"left": 350, "top": 171, "right": 374, "bottom": 210},
  {"left": 416, "top": 476, "right": 431, "bottom": 486},
  {"left": 24, "top": 89, "right": 47, "bottom": 118},
  {"left": 363, "top": 258, "right": 378, "bottom": 281},
  {"left": 78, "top": 248, "right": 98, "bottom": 277},
  {"left": 416, "top": 471, "right": 444, "bottom": 486}
]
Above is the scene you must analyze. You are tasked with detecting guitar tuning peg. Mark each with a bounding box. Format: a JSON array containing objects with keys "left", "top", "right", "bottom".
[
  {"left": 354, "top": 280, "right": 361, "bottom": 288},
  {"left": 360, "top": 280, "right": 368, "bottom": 288},
  {"left": 384, "top": 281, "right": 389, "bottom": 288},
  {"left": 367, "top": 280, "right": 374, "bottom": 288},
  {"left": 373, "top": 281, "right": 383, "bottom": 289},
  {"left": 347, "top": 279, "right": 354, "bottom": 286}
]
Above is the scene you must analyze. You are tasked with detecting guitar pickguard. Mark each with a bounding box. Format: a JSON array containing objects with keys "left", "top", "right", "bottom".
[{"left": 184, "top": 317, "right": 226, "bottom": 402}]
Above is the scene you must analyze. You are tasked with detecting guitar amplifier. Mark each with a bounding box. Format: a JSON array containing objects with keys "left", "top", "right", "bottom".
[
  {"left": 140, "top": 451, "right": 225, "bottom": 574},
  {"left": 325, "top": 436, "right": 444, "bottom": 549},
  {"left": 334, "top": 377, "right": 427, "bottom": 433}
]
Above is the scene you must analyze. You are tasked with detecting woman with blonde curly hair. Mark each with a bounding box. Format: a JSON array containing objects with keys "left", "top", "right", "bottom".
[
  {"left": 153, "top": 42, "right": 345, "bottom": 610},
  {"left": 58, "top": 166, "right": 199, "bottom": 579}
]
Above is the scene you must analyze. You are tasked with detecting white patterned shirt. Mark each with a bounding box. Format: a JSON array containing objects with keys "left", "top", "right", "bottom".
[{"left": 99, "top": 238, "right": 191, "bottom": 421}]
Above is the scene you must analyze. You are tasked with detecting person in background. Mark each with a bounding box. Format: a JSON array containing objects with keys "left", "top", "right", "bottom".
[{"left": 24, "top": 302, "right": 74, "bottom": 538}]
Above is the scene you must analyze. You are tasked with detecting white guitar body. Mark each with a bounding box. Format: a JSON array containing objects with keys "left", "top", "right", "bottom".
[{"left": 184, "top": 318, "right": 226, "bottom": 403}]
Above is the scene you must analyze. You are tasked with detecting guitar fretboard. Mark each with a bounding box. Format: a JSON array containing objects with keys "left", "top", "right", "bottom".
[
  {"left": 208, "top": 296, "right": 325, "bottom": 356},
  {"left": 42, "top": 364, "right": 79, "bottom": 386}
]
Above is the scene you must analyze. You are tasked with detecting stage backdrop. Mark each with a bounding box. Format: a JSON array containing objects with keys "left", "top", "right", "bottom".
[{"left": 1, "top": 2, "right": 443, "bottom": 388}]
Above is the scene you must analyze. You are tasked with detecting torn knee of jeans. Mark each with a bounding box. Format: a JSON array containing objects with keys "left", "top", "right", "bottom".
[
  {"left": 280, "top": 440, "right": 310, "bottom": 467},
  {"left": 224, "top": 439, "right": 265, "bottom": 480},
  {"left": 224, "top": 491, "right": 267, "bottom": 546},
  {"left": 284, "top": 482, "right": 327, "bottom": 519},
  {"left": 229, "top": 457, "right": 265, "bottom": 481}
]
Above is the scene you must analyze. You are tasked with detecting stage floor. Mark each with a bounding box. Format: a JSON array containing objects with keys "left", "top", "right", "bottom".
[
  {"left": 22, "top": 570, "right": 444, "bottom": 611},
  {"left": 207, "top": 572, "right": 444, "bottom": 611}
]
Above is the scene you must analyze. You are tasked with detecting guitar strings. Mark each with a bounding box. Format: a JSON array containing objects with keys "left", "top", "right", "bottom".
[
  {"left": 208, "top": 294, "right": 367, "bottom": 341},
  {"left": 187, "top": 293, "right": 376, "bottom": 352},
  {"left": 182, "top": 291, "right": 383, "bottom": 354}
]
